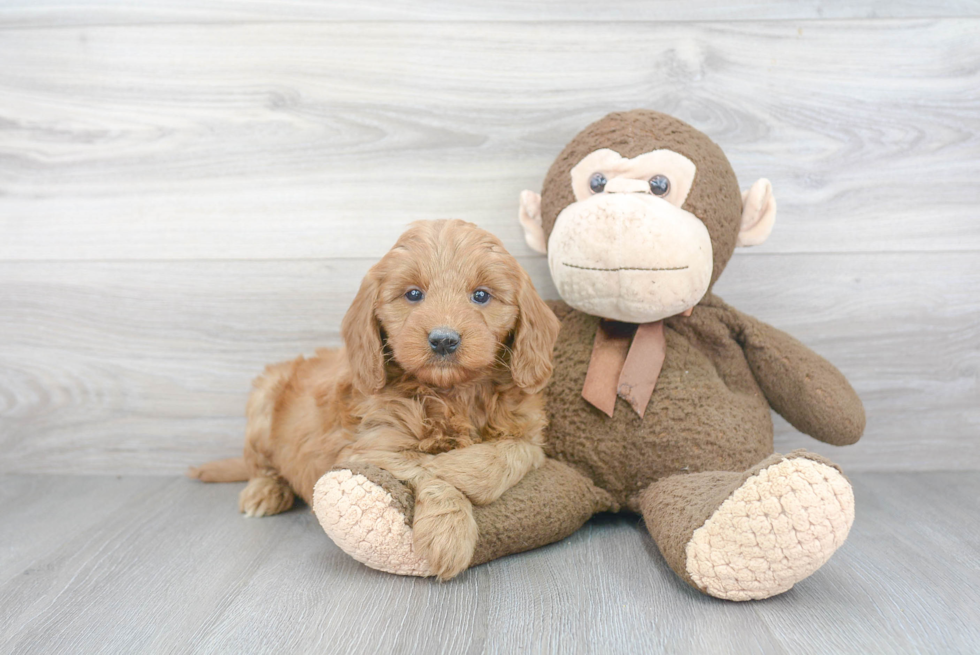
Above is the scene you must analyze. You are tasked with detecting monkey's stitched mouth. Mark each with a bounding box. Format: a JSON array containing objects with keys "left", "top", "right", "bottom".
[{"left": 562, "top": 263, "right": 689, "bottom": 272}]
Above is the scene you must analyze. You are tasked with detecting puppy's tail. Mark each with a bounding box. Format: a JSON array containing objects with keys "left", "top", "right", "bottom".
[{"left": 187, "top": 457, "right": 248, "bottom": 483}]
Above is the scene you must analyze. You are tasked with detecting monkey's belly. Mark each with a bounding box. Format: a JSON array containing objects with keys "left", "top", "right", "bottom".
[{"left": 544, "top": 320, "right": 773, "bottom": 507}]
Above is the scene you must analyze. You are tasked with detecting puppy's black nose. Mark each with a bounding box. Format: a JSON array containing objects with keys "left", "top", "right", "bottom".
[{"left": 428, "top": 328, "right": 460, "bottom": 356}]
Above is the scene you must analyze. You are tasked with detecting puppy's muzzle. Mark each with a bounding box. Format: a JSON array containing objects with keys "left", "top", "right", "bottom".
[{"left": 428, "top": 328, "right": 460, "bottom": 356}]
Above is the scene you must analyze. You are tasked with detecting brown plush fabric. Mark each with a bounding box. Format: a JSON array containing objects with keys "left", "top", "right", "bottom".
[
  {"left": 545, "top": 298, "right": 776, "bottom": 509},
  {"left": 731, "top": 305, "right": 866, "bottom": 446},
  {"left": 538, "top": 292, "right": 863, "bottom": 511},
  {"left": 470, "top": 459, "right": 614, "bottom": 566},
  {"left": 540, "top": 110, "right": 743, "bottom": 287},
  {"left": 544, "top": 298, "right": 575, "bottom": 322}
]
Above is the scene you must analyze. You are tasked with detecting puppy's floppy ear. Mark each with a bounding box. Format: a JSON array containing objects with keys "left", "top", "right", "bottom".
[
  {"left": 510, "top": 270, "right": 561, "bottom": 393},
  {"left": 341, "top": 271, "right": 386, "bottom": 395}
]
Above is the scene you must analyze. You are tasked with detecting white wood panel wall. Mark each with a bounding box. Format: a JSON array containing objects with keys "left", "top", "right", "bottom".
[{"left": 1, "top": 3, "right": 978, "bottom": 474}]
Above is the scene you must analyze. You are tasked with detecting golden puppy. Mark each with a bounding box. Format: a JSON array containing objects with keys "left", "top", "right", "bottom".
[{"left": 190, "top": 219, "right": 560, "bottom": 579}]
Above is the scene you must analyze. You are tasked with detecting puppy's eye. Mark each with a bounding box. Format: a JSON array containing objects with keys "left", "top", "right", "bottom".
[
  {"left": 405, "top": 288, "right": 424, "bottom": 303},
  {"left": 649, "top": 174, "right": 670, "bottom": 196},
  {"left": 589, "top": 172, "right": 607, "bottom": 194},
  {"left": 471, "top": 289, "right": 491, "bottom": 305}
]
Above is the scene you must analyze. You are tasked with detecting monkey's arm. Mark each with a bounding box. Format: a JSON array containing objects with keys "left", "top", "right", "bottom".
[{"left": 728, "top": 305, "right": 865, "bottom": 446}]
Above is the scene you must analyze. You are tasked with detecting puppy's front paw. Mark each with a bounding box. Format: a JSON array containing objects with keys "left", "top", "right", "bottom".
[
  {"left": 239, "top": 476, "right": 294, "bottom": 517},
  {"left": 425, "top": 441, "right": 546, "bottom": 506},
  {"left": 413, "top": 479, "right": 478, "bottom": 581}
]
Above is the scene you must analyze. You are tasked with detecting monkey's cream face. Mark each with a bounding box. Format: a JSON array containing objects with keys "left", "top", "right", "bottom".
[{"left": 547, "top": 148, "right": 712, "bottom": 323}]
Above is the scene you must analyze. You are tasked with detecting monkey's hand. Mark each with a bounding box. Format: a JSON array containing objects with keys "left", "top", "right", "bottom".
[{"left": 730, "top": 306, "right": 865, "bottom": 446}]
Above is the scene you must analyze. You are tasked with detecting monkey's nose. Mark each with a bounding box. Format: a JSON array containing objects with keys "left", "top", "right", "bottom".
[{"left": 428, "top": 328, "right": 460, "bottom": 356}]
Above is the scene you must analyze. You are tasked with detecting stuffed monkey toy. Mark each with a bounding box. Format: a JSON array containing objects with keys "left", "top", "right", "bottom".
[{"left": 313, "top": 110, "right": 865, "bottom": 601}]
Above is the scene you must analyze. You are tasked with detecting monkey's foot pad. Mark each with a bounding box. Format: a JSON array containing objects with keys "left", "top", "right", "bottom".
[
  {"left": 686, "top": 456, "right": 855, "bottom": 601},
  {"left": 313, "top": 469, "right": 433, "bottom": 577}
]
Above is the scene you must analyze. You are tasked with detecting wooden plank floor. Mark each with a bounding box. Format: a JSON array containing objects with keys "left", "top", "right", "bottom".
[{"left": 1, "top": 471, "right": 977, "bottom": 654}]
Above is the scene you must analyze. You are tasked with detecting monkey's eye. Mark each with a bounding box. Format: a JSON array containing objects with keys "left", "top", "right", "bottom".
[
  {"left": 405, "top": 288, "right": 424, "bottom": 303},
  {"left": 589, "top": 172, "right": 607, "bottom": 194},
  {"left": 471, "top": 289, "right": 491, "bottom": 305},
  {"left": 649, "top": 175, "right": 670, "bottom": 196}
]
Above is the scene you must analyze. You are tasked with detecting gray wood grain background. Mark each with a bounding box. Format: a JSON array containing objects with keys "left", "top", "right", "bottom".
[{"left": 1, "top": 3, "right": 978, "bottom": 474}]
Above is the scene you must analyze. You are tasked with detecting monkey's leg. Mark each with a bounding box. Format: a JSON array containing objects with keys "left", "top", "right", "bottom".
[
  {"left": 313, "top": 458, "right": 612, "bottom": 577},
  {"left": 636, "top": 450, "right": 855, "bottom": 601}
]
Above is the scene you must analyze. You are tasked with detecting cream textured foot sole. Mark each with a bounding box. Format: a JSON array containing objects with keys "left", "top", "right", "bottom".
[
  {"left": 313, "top": 469, "right": 432, "bottom": 577},
  {"left": 685, "top": 456, "right": 855, "bottom": 601}
]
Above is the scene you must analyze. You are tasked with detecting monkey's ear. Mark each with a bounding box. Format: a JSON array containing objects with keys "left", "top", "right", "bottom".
[
  {"left": 518, "top": 190, "right": 548, "bottom": 254},
  {"left": 737, "top": 179, "right": 777, "bottom": 247}
]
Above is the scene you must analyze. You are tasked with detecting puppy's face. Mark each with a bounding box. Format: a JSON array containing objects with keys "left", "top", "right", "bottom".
[
  {"left": 376, "top": 225, "right": 521, "bottom": 387},
  {"left": 343, "top": 220, "right": 560, "bottom": 393}
]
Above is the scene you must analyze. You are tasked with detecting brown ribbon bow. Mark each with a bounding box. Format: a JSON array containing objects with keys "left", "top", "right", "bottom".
[{"left": 581, "top": 308, "right": 691, "bottom": 418}]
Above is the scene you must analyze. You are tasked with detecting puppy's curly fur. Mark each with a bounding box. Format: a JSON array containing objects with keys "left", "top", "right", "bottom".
[{"left": 190, "top": 220, "right": 560, "bottom": 579}]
